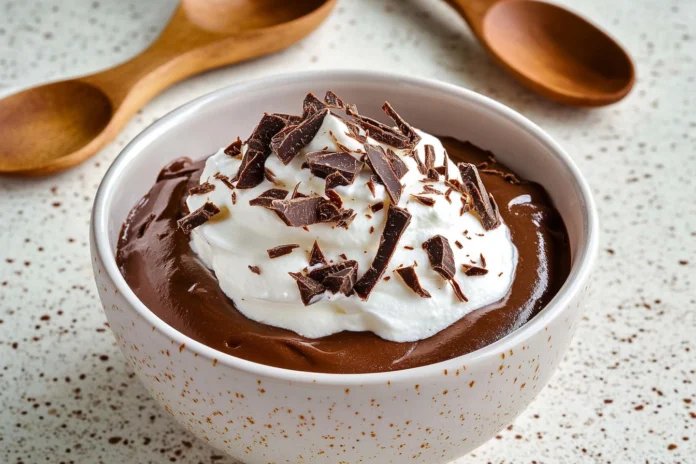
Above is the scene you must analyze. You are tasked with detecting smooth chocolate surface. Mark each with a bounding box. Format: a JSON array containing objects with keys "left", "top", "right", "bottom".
[{"left": 116, "top": 137, "right": 571, "bottom": 374}]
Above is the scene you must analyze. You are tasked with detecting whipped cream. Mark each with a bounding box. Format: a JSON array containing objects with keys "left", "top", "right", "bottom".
[{"left": 186, "top": 111, "right": 517, "bottom": 342}]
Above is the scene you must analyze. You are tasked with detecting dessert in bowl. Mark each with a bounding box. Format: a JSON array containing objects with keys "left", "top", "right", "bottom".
[{"left": 91, "top": 71, "right": 597, "bottom": 463}]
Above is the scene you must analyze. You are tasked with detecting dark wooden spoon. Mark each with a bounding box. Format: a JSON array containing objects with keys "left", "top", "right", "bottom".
[
  {"left": 0, "top": 0, "right": 335, "bottom": 176},
  {"left": 447, "top": 0, "right": 635, "bottom": 106}
]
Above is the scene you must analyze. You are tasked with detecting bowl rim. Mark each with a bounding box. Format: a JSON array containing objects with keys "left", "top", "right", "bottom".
[{"left": 93, "top": 69, "right": 598, "bottom": 385}]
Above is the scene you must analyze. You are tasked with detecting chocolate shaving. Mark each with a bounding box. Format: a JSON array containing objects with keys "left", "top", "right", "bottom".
[
  {"left": 422, "top": 185, "right": 443, "bottom": 195},
  {"left": 345, "top": 120, "right": 367, "bottom": 143},
  {"left": 328, "top": 130, "right": 352, "bottom": 153},
  {"left": 353, "top": 205, "right": 412, "bottom": 299},
  {"left": 224, "top": 137, "right": 243, "bottom": 157},
  {"left": 366, "top": 179, "right": 376, "bottom": 198},
  {"left": 323, "top": 266, "right": 358, "bottom": 295},
  {"left": 289, "top": 272, "right": 326, "bottom": 306},
  {"left": 272, "top": 109, "right": 329, "bottom": 165},
  {"left": 347, "top": 104, "right": 412, "bottom": 148},
  {"left": 325, "top": 189, "right": 343, "bottom": 208},
  {"left": 309, "top": 241, "right": 327, "bottom": 266},
  {"left": 335, "top": 210, "right": 357, "bottom": 229},
  {"left": 317, "top": 201, "right": 342, "bottom": 222},
  {"left": 271, "top": 196, "right": 325, "bottom": 227},
  {"left": 267, "top": 244, "right": 300, "bottom": 259},
  {"left": 231, "top": 191, "right": 237, "bottom": 205},
  {"left": 249, "top": 188, "right": 289, "bottom": 208},
  {"left": 248, "top": 265, "right": 261, "bottom": 275},
  {"left": 463, "top": 265, "right": 489, "bottom": 276},
  {"left": 395, "top": 266, "right": 431, "bottom": 298},
  {"left": 302, "top": 93, "right": 326, "bottom": 118},
  {"left": 189, "top": 182, "right": 215, "bottom": 195},
  {"left": 364, "top": 144, "right": 402, "bottom": 204},
  {"left": 369, "top": 201, "right": 384, "bottom": 213},
  {"left": 424, "top": 145, "right": 439, "bottom": 180},
  {"left": 235, "top": 114, "right": 286, "bottom": 189},
  {"left": 480, "top": 253, "right": 487, "bottom": 268},
  {"left": 458, "top": 163, "right": 501, "bottom": 230},
  {"left": 444, "top": 188, "right": 453, "bottom": 203},
  {"left": 424, "top": 145, "right": 436, "bottom": 170},
  {"left": 445, "top": 179, "right": 466, "bottom": 194},
  {"left": 306, "top": 151, "right": 363, "bottom": 182},
  {"left": 422, "top": 235, "right": 456, "bottom": 280},
  {"left": 386, "top": 148, "right": 409, "bottom": 179},
  {"left": 355, "top": 118, "right": 411, "bottom": 148},
  {"left": 214, "top": 173, "right": 236, "bottom": 190},
  {"left": 264, "top": 167, "right": 280, "bottom": 185},
  {"left": 382, "top": 102, "right": 421, "bottom": 146},
  {"left": 177, "top": 202, "right": 220, "bottom": 234},
  {"left": 450, "top": 279, "right": 468, "bottom": 302},
  {"left": 324, "top": 91, "right": 345, "bottom": 109},
  {"left": 454, "top": 240, "right": 463, "bottom": 249},
  {"left": 272, "top": 113, "right": 303, "bottom": 125},
  {"left": 440, "top": 151, "right": 450, "bottom": 180},
  {"left": 409, "top": 148, "right": 428, "bottom": 175},
  {"left": 410, "top": 194, "right": 435, "bottom": 207},
  {"left": 309, "top": 261, "right": 359, "bottom": 283},
  {"left": 325, "top": 171, "right": 351, "bottom": 192},
  {"left": 459, "top": 195, "right": 471, "bottom": 216},
  {"left": 291, "top": 182, "right": 306, "bottom": 199}
]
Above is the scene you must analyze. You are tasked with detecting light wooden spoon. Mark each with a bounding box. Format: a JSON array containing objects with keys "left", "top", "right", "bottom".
[
  {"left": 447, "top": 0, "right": 635, "bottom": 106},
  {"left": 0, "top": 0, "right": 335, "bottom": 176}
]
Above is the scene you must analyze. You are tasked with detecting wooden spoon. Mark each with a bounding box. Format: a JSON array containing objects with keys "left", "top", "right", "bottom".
[
  {"left": 0, "top": 0, "right": 335, "bottom": 176},
  {"left": 446, "top": 0, "right": 635, "bottom": 106}
]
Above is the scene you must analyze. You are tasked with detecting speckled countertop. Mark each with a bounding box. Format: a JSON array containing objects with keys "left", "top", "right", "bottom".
[{"left": 0, "top": 0, "right": 694, "bottom": 462}]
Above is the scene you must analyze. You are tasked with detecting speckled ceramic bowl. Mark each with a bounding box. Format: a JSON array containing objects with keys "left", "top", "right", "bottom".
[{"left": 91, "top": 70, "right": 598, "bottom": 463}]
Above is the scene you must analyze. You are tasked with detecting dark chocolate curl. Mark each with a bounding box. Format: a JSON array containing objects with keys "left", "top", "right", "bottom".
[
  {"left": 236, "top": 113, "right": 286, "bottom": 189},
  {"left": 364, "top": 144, "right": 403, "bottom": 205},
  {"left": 323, "top": 266, "right": 358, "bottom": 295},
  {"left": 302, "top": 92, "right": 327, "bottom": 118},
  {"left": 422, "top": 235, "right": 456, "bottom": 280},
  {"left": 306, "top": 151, "right": 363, "bottom": 182},
  {"left": 353, "top": 205, "right": 412, "bottom": 300},
  {"left": 382, "top": 101, "right": 421, "bottom": 145},
  {"left": 177, "top": 202, "right": 220, "bottom": 234},
  {"left": 386, "top": 148, "right": 409, "bottom": 179},
  {"left": 273, "top": 109, "right": 329, "bottom": 165},
  {"left": 324, "top": 91, "right": 345, "bottom": 109},
  {"left": 248, "top": 188, "right": 289, "bottom": 208},
  {"left": 270, "top": 196, "right": 325, "bottom": 227},
  {"left": 458, "top": 163, "right": 501, "bottom": 230},
  {"left": 395, "top": 266, "right": 431, "bottom": 298},
  {"left": 308, "top": 260, "right": 359, "bottom": 283},
  {"left": 289, "top": 272, "right": 326, "bottom": 306},
  {"left": 309, "top": 241, "right": 327, "bottom": 266}
]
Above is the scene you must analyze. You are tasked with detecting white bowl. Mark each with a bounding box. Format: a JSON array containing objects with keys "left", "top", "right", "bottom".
[{"left": 91, "top": 70, "right": 598, "bottom": 463}]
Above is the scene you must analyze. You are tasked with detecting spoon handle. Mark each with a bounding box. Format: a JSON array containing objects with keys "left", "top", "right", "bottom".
[
  {"left": 445, "top": 0, "right": 501, "bottom": 33},
  {"left": 82, "top": 4, "right": 323, "bottom": 110}
]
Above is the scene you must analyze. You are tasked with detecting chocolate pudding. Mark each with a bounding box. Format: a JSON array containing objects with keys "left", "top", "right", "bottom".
[{"left": 116, "top": 92, "right": 570, "bottom": 374}]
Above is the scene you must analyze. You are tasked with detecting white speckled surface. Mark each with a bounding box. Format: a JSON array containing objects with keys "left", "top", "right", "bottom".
[{"left": 0, "top": 0, "right": 694, "bottom": 462}]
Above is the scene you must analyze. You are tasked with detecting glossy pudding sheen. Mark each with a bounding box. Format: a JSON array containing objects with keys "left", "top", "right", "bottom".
[{"left": 116, "top": 93, "right": 570, "bottom": 374}]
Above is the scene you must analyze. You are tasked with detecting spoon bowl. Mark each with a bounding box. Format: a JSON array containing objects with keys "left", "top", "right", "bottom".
[
  {"left": 0, "top": 0, "right": 335, "bottom": 176},
  {"left": 449, "top": 0, "right": 635, "bottom": 106},
  {"left": 483, "top": 0, "right": 635, "bottom": 105},
  {"left": 0, "top": 81, "right": 113, "bottom": 172}
]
